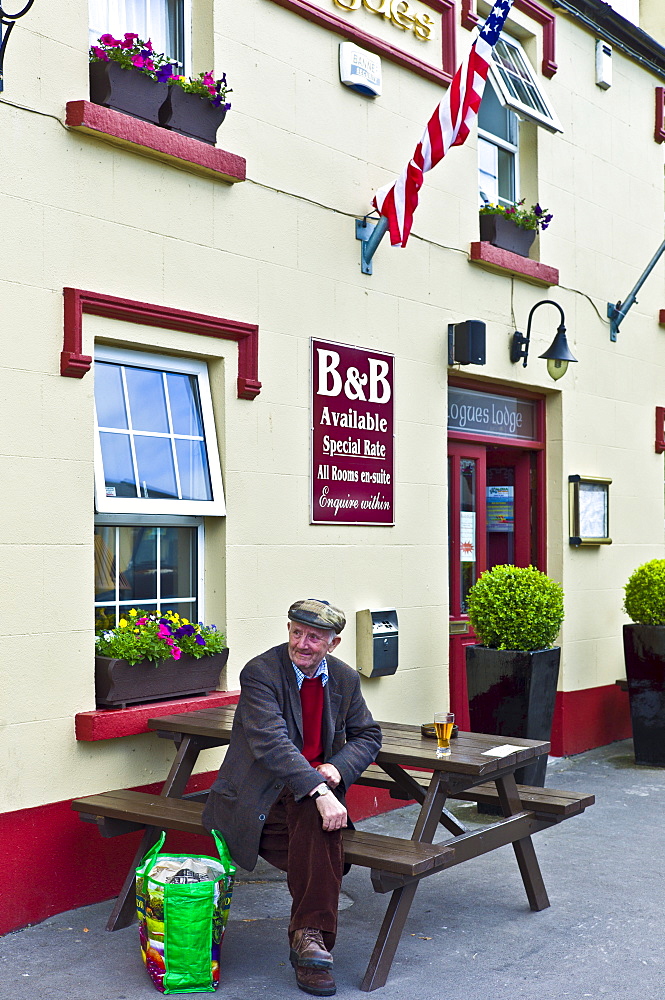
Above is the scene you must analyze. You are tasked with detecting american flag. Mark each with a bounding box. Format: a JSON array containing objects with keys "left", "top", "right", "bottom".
[{"left": 373, "top": 0, "right": 514, "bottom": 248}]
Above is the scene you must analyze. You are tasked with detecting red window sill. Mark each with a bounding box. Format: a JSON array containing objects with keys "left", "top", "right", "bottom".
[
  {"left": 469, "top": 242, "right": 559, "bottom": 287},
  {"left": 75, "top": 689, "right": 240, "bottom": 741},
  {"left": 65, "top": 101, "right": 246, "bottom": 184}
]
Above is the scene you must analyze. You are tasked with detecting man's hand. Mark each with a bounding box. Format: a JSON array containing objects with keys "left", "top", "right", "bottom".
[
  {"left": 316, "top": 763, "right": 342, "bottom": 788},
  {"left": 309, "top": 784, "right": 347, "bottom": 831}
]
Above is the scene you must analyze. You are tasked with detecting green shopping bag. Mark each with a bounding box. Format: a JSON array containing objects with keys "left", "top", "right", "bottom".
[{"left": 135, "top": 830, "right": 236, "bottom": 995}]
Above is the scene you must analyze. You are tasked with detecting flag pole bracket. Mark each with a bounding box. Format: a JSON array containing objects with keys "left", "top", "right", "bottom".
[
  {"left": 356, "top": 216, "right": 388, "bottom": 275},
  {"left": 607, "top": 238, "right": 665, "bottom": 341}
]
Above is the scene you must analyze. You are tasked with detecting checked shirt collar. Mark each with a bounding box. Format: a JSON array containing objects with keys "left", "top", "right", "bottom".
[{"left": 291, "top": 657, "right": 329, "bottom": 690}]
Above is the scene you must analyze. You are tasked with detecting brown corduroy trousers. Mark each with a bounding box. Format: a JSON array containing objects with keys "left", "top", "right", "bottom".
[{"left": 258, "top": 788, "right": 344, "bottom": 950}]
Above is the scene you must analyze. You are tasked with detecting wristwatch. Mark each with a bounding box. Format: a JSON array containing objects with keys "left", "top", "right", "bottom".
[{"left": 312, "top": 786, "right": 330, "bottom": 800}]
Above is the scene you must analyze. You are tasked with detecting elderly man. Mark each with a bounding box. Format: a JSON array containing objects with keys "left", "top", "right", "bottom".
[{"left": 203, "top": 599, "right": 382, "bottom": 997}]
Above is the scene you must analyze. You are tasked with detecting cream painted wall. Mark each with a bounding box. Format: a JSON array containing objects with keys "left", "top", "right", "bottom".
[{"left": 1, "top": 0, "right": 664, "bottom": 812}]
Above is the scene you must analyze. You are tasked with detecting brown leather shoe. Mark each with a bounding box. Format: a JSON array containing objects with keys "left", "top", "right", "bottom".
[
  {"left": 294, "top": 964, "right": 336, "bottom": 996},
  {"left": 290, "top": 928, "right": 333, "bottom": 970}
]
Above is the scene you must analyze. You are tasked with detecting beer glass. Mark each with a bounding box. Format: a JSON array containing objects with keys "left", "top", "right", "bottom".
[{"left": 434, "top": 712, "right": 455, "bottom": 757}]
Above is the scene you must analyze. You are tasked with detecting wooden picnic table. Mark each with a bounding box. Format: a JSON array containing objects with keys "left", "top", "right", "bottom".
[{"left": 73, "top": 706, "right": 594, "bottom": 992}]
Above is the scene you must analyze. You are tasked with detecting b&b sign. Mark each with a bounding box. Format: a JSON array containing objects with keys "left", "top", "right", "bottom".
[{"left": 311, "top": 338, "right": 394, "bottom": 525}]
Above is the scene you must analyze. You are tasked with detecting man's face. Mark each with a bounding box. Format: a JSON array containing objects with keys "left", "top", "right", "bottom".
[{"left": 287, "top": 620, "right": 340, "bottom": 675}]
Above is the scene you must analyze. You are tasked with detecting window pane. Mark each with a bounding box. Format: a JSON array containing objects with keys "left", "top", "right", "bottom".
[
  {"left": 176, "top": 439, "right": 213, "bottom": 500},
  {"left": 497, "top": 147, "right": 515, "bottom": 203},
  {"left": 159, "top": 526, "right": 196, "bottom": 599},
  {"left": 134, "top": 435, "right": 178, "bottom": 499},
  {"left": 99, "top": 432, "right": 137, "bottom": 497},
  {"left": 478, "top": 137, "right": 499, "bottom": 205},
  {"left": 167, "top": 372, "right": 205, "bottom": 437},
  {"left": 94, "top": 526, "right": 117, "bottom": 603},
  {"left": 479, "top": 82, "right": 515, "bottom": 143},
  {"left": 120, "top": 526, "right": 158, "bottom": 602},
  {"left": 125, "top": 367, "right": 169, "bottom": 433},
  {"left": 95, "top": 362, "right": 128, "bottom": 429}
]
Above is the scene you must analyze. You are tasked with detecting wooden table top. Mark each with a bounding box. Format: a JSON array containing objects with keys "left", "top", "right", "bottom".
[{"left": 148, "top": 706, "right": 550, "bottom": 779}]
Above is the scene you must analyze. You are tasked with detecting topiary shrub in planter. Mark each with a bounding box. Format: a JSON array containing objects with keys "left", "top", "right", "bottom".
[
  {"left": 622, "top": 559, "right": 665, "bottom": 766},
  {"left": 466, "top": 565, "right": 564, "bottom": 787}
]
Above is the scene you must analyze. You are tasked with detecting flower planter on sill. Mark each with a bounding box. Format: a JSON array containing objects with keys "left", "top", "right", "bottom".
[
  {"left": 89, "top": 62, "right": 168, "bottom": 125},
  {"left": 479, "top": 214, "right": 536, "bottom": 258},
  {"left": 95, "top": 648, "right": 229, "bottom": 709},
  {"left": 159, "top": 87, "right": 227, "bottom": 145}
]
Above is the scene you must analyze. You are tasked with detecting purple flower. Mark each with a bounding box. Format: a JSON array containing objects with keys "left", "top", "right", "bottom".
[
  {"left": 195, "top": 635, "right": 206, "bottom": 646},
  {"left": 175, "top": 624, "right": 196, "bottom": 638},
  {"left": 534, "top": 203, "right": 543, "bottom": 216},
  {"left": 156, "top": 63, "right": 177, "bottom": 81}
]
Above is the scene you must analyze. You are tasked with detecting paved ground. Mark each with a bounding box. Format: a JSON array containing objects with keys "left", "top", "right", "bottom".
[{"left": 0, "top": 739, "right": 663, "bottom": 1000}]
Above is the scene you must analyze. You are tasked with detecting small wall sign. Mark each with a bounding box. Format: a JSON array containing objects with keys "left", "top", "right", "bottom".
[
  {"left": 311, "top": 338, "right": 394, "bottom": 525},
  {"left": 569, "top": 475, "right": 612, "bottom": 546},
  {"left": 339, "top": 42, "right": 382, "bottom": 96}
]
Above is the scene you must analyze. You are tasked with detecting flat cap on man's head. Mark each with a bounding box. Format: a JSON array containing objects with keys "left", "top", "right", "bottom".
[{"left": 288, "top": 599, "right": 346, "bottom": 635}]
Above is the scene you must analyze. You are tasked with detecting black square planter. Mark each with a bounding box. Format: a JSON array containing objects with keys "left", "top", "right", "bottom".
[
  {"left": 89, "top": 61, "right": 168, "bottom": 125},
  {"left": 479, "top": 214, "right": 536, "bottom": 257},
  {"left": 159, "top": 87, "right": 227, "bottom": 145}
]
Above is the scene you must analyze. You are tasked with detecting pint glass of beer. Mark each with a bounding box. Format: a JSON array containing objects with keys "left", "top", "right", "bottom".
[{"left": 434, "top": 712, "right": 455, "bottom": 757}]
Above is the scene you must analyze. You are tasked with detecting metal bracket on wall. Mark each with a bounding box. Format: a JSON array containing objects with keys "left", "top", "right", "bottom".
[
  {"left": 0, "top": 0, "right": 35, "bottom": 92},
  {"left": 607, "top": 238, "right": 665, "bottom": 341},
  {"left": 356, "top": 215, "right": 388, "bottom": 275}
]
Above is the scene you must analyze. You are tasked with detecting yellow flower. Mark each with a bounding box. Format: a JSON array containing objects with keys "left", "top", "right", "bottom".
[
  {"left": 182, "top": 618, "right": 189, "bottom": 625},
  {"left": 129, "top": 609, "right": 138, "bottom": 617},
  {"left": 119, "top": 619, "right": 128, "bottom": 628}
]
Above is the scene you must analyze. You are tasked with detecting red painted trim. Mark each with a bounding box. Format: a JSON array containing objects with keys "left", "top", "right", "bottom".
[
  {"left": 655, "top": 87, "right": 665, "bottom": 143},
  {"left": 446, "top": 429, "right": 543, "bottom": 450},
  {"left": 75, "top": 690, "right": 241, "bottom": 741},
  {"left": 469, "top": 241, "right": 559, "bottom": 287},
  {"left": 65, "top": 101, "right": 246, "bottom": 183},
  {"left": 61, "top": 288, "right": 262, "bottom": 399},
  {"left": 266, "top": 0, "right": 456, "bottom": 87},
  {"left": 461, "top": 0, "right": 557, "bottom": 77},
  {"left": 656, "top": 406, "right": 665, "bottom": 454},
  {"left": 0, "top": 774, "right": 404, "bottom": 935},
  {"left": 660, "top": 309, "right": 665, "bottom": 326},
  {"left": 551, "top": 684, "right": 631, "bottom": 757}
]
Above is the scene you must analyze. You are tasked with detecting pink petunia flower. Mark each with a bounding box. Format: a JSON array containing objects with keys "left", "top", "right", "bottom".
[
  {"left": 171, "top": 647, "right": 182, "bottom": 660},
  {"left": 99, "top": 34, "right": 121, "bottom": 46},
  {"left": 92, "top": 46, "right": 110, "bottom": 61}
]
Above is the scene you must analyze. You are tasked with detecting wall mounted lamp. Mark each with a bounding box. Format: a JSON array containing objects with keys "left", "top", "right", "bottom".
[
  {"left": 510, "top": 299, "right": 578, "bottom": 381},
  {"left": 0, "top": 0, "right": 35, "bottom": 92}
]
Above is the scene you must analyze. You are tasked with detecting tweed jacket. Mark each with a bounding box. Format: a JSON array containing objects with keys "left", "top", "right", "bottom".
[{"left": 202, "top": 641, "right": 382, "bottom": 870}]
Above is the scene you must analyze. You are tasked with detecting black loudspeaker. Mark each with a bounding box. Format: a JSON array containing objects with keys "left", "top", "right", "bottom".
[{"left": 448, "top": 320, "right": 486, "bottom": 365}]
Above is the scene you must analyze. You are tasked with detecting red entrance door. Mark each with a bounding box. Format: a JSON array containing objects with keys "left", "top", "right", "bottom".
[{"left": 448, "top": 443, "right": 539, "bottom": 729}]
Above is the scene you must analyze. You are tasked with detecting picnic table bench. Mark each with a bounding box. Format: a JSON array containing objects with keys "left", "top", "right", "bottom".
[{"left": 72, "top": 707, "right": 594, "bottom": 991}]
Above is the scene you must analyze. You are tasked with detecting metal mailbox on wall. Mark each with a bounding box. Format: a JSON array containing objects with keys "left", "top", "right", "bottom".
[{"left": 356, "top": 608, "right": 399, "bottom": 677}]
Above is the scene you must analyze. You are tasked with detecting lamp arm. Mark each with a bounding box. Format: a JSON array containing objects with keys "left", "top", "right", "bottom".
[{"left": 514, "top": 299, "right": 566, "bottom": 368}]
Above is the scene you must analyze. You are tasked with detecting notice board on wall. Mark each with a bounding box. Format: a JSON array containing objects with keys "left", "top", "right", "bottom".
[{"left": 310, "top": 338, "right": 394, "bottom": 525}]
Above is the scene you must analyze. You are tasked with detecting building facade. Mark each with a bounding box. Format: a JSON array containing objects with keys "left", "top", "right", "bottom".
[{"left": 1, "top": 0, "right": 664, "bottom": 931}]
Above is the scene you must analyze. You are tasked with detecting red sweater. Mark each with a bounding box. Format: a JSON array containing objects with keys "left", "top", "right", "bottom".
[{"left": 300, "top": 677, "right": 324, "bottom": 766}]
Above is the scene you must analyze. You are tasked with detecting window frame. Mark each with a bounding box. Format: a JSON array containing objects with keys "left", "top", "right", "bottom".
[
  {"left": 478, "top": 78, "right": 520, "bottom": 208},
  {"left": 489, "top": 34, "right": 562, "bottom": 135},
  {"left": 94, "top": 513, "right": 205, "bottom": 625},
  {"left": 94, "top": 345, "right": 225, "bottom": 516}
]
